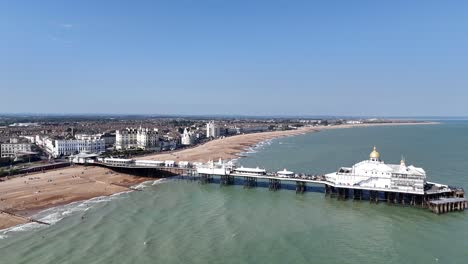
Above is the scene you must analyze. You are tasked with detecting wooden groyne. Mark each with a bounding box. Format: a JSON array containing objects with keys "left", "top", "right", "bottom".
[{"left": 1, "top": 210, "right": 50, "bottom": 226}]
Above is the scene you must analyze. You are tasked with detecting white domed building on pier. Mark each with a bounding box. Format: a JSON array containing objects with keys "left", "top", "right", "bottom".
[{"left": 325, "top": 147, "right": 426, "bottom": 194}]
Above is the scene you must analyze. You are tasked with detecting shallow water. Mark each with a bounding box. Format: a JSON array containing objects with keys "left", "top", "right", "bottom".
[{"left": 1, "top": 122, "right": 468, "bottom": 264}]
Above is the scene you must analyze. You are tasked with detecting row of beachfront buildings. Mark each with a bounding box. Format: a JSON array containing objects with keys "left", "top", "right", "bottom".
[
  {"left": 32, "top": 127, "right": 171, "bottom": 158},
  {"left": 0, "top": 121, "right": 273, "bottom": 159}
]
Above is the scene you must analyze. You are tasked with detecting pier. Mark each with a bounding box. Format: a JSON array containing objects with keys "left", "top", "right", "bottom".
[
  {"left": 76, "top": 156, "right": 467, "bottom": 215},
  {"left": 196, "top": 172, "right": 466, "bottom": 210}
]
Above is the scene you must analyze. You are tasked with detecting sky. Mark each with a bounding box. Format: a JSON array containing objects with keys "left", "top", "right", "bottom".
[{"left": 1, "top": 0, "right": 468, "bottom": 116}]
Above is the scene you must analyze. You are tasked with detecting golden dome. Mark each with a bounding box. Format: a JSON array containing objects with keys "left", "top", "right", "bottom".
[{"left": 369, "top": 146, "right": 380, "bottom": 159}]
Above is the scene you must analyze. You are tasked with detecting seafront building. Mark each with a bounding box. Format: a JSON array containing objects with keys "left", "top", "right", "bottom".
[
  {"left": 0, "top": 142, "right": 32, "bottom": 158},
  {"left": 100, "top": 132, "right": 116, "bottom": 148},
  {"left": 181, "top": 128, "right": 196, "bottom": 146},
  {"left": 325, "top": 147, "right": 426, "bottom": 193},
  {"left": 76, "top": 133, "right": 116, "bottom": 148},
  {"left": 115, "top": 127, "right": 160, "bottom": 150},
  {"left": 226, "top": 126, "right": 269, "bottom": 135},
  {"left": 50, "top": 138, "right": 105, "bottom": 158},
  {"left": 206, "top": 121, "right": 220, "bottom": 138},
  {"left": 34, "top": 135, "right": 105, "bottom": 158}
]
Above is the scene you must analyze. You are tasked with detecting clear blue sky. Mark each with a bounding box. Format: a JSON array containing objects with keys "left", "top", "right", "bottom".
[{"left": 1, "top": 0, "right": 467, "bottom": 116}]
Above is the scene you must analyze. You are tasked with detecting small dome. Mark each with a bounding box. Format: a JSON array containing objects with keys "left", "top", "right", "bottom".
[{"left": 369, "top": 146, "right": 380, "bottom": 159}]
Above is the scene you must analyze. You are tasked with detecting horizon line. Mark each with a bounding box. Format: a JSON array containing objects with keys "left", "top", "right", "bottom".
[{"left": 1, "top": 112, "right": 468, "bottom": 119}]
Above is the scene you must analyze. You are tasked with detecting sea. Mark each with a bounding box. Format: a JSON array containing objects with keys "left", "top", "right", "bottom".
[{"left": 1, "top": 122, "right": 468, "bottom": 264}]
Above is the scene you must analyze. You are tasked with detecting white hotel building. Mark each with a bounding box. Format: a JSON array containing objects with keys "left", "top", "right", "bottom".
[
  {"left": 51, "top": 139, "right": 105, "bottom": 158},
  {"left": 35, "top": 135, "right": 105, "bottom": 158},
  {"left": 115, "top": 127, "right": 160, "bottom": 150}
]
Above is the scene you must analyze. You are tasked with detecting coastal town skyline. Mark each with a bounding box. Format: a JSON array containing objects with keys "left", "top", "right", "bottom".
[{"left": 2, "top": 1, "right": 468, "bottom": 116}]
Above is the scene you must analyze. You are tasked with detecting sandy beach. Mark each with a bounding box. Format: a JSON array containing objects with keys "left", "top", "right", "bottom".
[
  {"left": 0, "top": 166, "right": 147, "bottom": 230},
  {"left": 0, "top": 121, "right": 436, "bottom": 230},
  {"left": 142, "top": 122, "right": 438, "bottom": 162}
]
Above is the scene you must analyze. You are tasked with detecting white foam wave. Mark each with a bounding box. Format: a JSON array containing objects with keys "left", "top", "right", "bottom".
[
  {"left": 151, "top": 179, "right": 167, "bottom": 185},
  {"left": 132, "top": 178, "right": 169, "bottom": 190},
  {"left": 0, "top": 190, "right": 132, "bottom": 239},
  {"left": 133, "top": 181, "right": 152, "bottom": 190},
  {"left": 239, "top": 139, "right": 273, "bottom": 157}
]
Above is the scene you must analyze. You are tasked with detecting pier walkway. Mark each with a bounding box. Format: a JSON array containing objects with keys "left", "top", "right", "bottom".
[{"left": 81, "top": 159, "right": 466, "bottom": 214}]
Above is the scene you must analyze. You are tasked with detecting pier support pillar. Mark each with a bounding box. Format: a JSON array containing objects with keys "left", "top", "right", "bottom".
[
  {"left": 369, "top": 191, "right": 379, "bottom": 203},
  {"left": 242, "top": 177, "right": 256, "bottom": 188},
  {"left": 353, "top": 189, "right": 362, "bottom": 200},
  {"left": 296, "top": 182, "right": 306, "bottom": 194},
  {"left": 269, "top": 179, "right": 281, "bottom": 191},
  {"left": 221, "top": 175, "right": 234, "bottom": 186},
  {"left": 199, "top": 174, "right": 212, "bottom": 184},
  {"left": 337, "top": 188, "right": 347, "bottom": 200}
]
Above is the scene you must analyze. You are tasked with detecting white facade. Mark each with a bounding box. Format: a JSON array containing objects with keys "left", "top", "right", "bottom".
[
  {"left": 277, "top": 169, "right": 294, "bottom": 178},
  {"left": 134, "top": 160, "right": 165, "bottom": 167},
  {"left": 1, "top": 143, "right": 32, "bottom": 158},
  {"left": 75, "top": 133, "right": 115, "bottom": 147},
  {"left": 115, "top": 127, "right": 159, "bottom": 150},
  {"left": 325, "top": 147, "right": 426, "bottom": 193},
  {"left": 33, "top": 135, "right": 105, "bottom": 158},
  {"left": 206, "top": 121, "right": 220, "bottom": 138},
  {"left": 51, "top": 139, "right": 105, "bottom": 158},
  {"left": 181, "top": 128, "right": 196, "bottom": 145},
  {"left": 102, "top": 158, "right": 133, "bottom": 167},
  {"left": 234, "top": 166, "right": 267, "bottom": 176},
  {"left": 196, "top": 159, "right": 233, "bottom": 175},
  {"left": 75, "top": 134, "right": 101, "bottom": 141}
]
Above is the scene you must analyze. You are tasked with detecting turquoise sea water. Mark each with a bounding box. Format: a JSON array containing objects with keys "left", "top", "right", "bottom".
[{"left": 1, "top": 122, "right": 468, "bottom": 264}]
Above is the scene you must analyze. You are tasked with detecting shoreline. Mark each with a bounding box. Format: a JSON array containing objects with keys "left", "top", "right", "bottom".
[
  {"left": 140, "top": 121, "right": 438, "bottom": 163},
  {"left": 0, "top": 121, "right": 437, "bottom": 231}
]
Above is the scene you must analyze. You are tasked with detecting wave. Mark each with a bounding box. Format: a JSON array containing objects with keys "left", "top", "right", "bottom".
[
  {"left": 132, "top": 178, "right": 169, "bottom": 190},
  {"left": 133, "top": 181, "right": 153, "bottom": 190},
  {"left": 239, "top": 139, "right": 274, "bottom": 157},
  {"left": 151, "top": 179, "right": 168, "bottom": 185},
  {"left": 0, "top": 190, "right": 132, "bottom": 239}
]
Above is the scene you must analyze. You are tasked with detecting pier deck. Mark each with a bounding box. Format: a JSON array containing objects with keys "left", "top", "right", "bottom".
[
  {"left": 428, "top": 198, "right": 468, "bottom": 214},
  {"left": 84, "top": 160, "right": 465, "bottom": 214}
]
